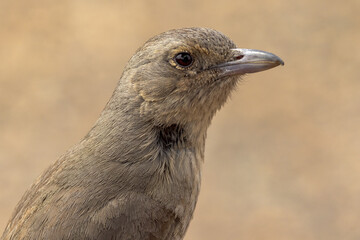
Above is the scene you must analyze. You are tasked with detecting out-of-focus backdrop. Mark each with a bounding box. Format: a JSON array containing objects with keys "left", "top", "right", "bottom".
[{"left": 1, "top": 1, "right": 360, "bottom": 239}]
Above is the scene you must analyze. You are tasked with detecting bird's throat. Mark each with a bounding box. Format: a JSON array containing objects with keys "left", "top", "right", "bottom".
[{"left": 156, "top": 124, "right": 187, "bottom": 150}]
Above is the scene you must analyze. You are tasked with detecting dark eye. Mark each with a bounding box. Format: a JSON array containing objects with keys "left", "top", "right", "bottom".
[{"left": 174, "top": 52, "right": 193, "bottom": 67}]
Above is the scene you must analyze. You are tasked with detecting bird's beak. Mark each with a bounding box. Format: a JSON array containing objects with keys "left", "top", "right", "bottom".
[{"left": 215, "top": 48, "right": 284, "bottom": 78}]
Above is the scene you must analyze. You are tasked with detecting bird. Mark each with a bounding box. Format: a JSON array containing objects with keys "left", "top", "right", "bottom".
[{"left": 1, "top": 27, "right": 284, "bottom": 240}]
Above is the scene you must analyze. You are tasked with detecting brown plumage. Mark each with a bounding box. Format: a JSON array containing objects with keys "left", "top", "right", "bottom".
[{"left": 1, "top": 27, "right": 283, "bottom": 240}]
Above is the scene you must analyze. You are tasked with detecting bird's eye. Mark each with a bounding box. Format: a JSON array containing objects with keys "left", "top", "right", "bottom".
[{"left": 174, "top": 52, "right": 193, "bottom": 67}]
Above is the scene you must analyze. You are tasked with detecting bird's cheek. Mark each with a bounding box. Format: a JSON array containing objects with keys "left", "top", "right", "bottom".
[
  {"left": 132, "top": 72, "right": 177, "bottom": 102},
  {"left": 138, "top": 82, "right": 176, "bottom": 102}
]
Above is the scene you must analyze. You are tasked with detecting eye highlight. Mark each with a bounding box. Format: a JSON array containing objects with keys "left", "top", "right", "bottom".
[{"left": 174, "top": 52, "right": 193, "bottom": 67}]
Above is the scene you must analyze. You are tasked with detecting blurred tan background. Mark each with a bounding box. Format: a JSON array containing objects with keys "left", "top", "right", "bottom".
[{"left": 1, "top": 0, "right": 360, "bottom": 239}]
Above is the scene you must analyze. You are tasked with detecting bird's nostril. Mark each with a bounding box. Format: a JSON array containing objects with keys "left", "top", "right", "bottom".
[{"left": 235, "top": 55, "right": 244, "bottom": 60}]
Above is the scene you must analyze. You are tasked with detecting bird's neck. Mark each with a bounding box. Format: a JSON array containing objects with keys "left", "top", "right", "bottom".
[
  {"left": 83, "top": 95, "right": 209, "bottom": 164},
  {"left": 77, "top": 90, "right": 208, "bottom": 221}
]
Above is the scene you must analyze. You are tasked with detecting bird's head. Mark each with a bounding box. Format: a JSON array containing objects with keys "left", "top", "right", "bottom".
[{"left": 118, "top": 28, "right": 283, "bottom": 128}]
